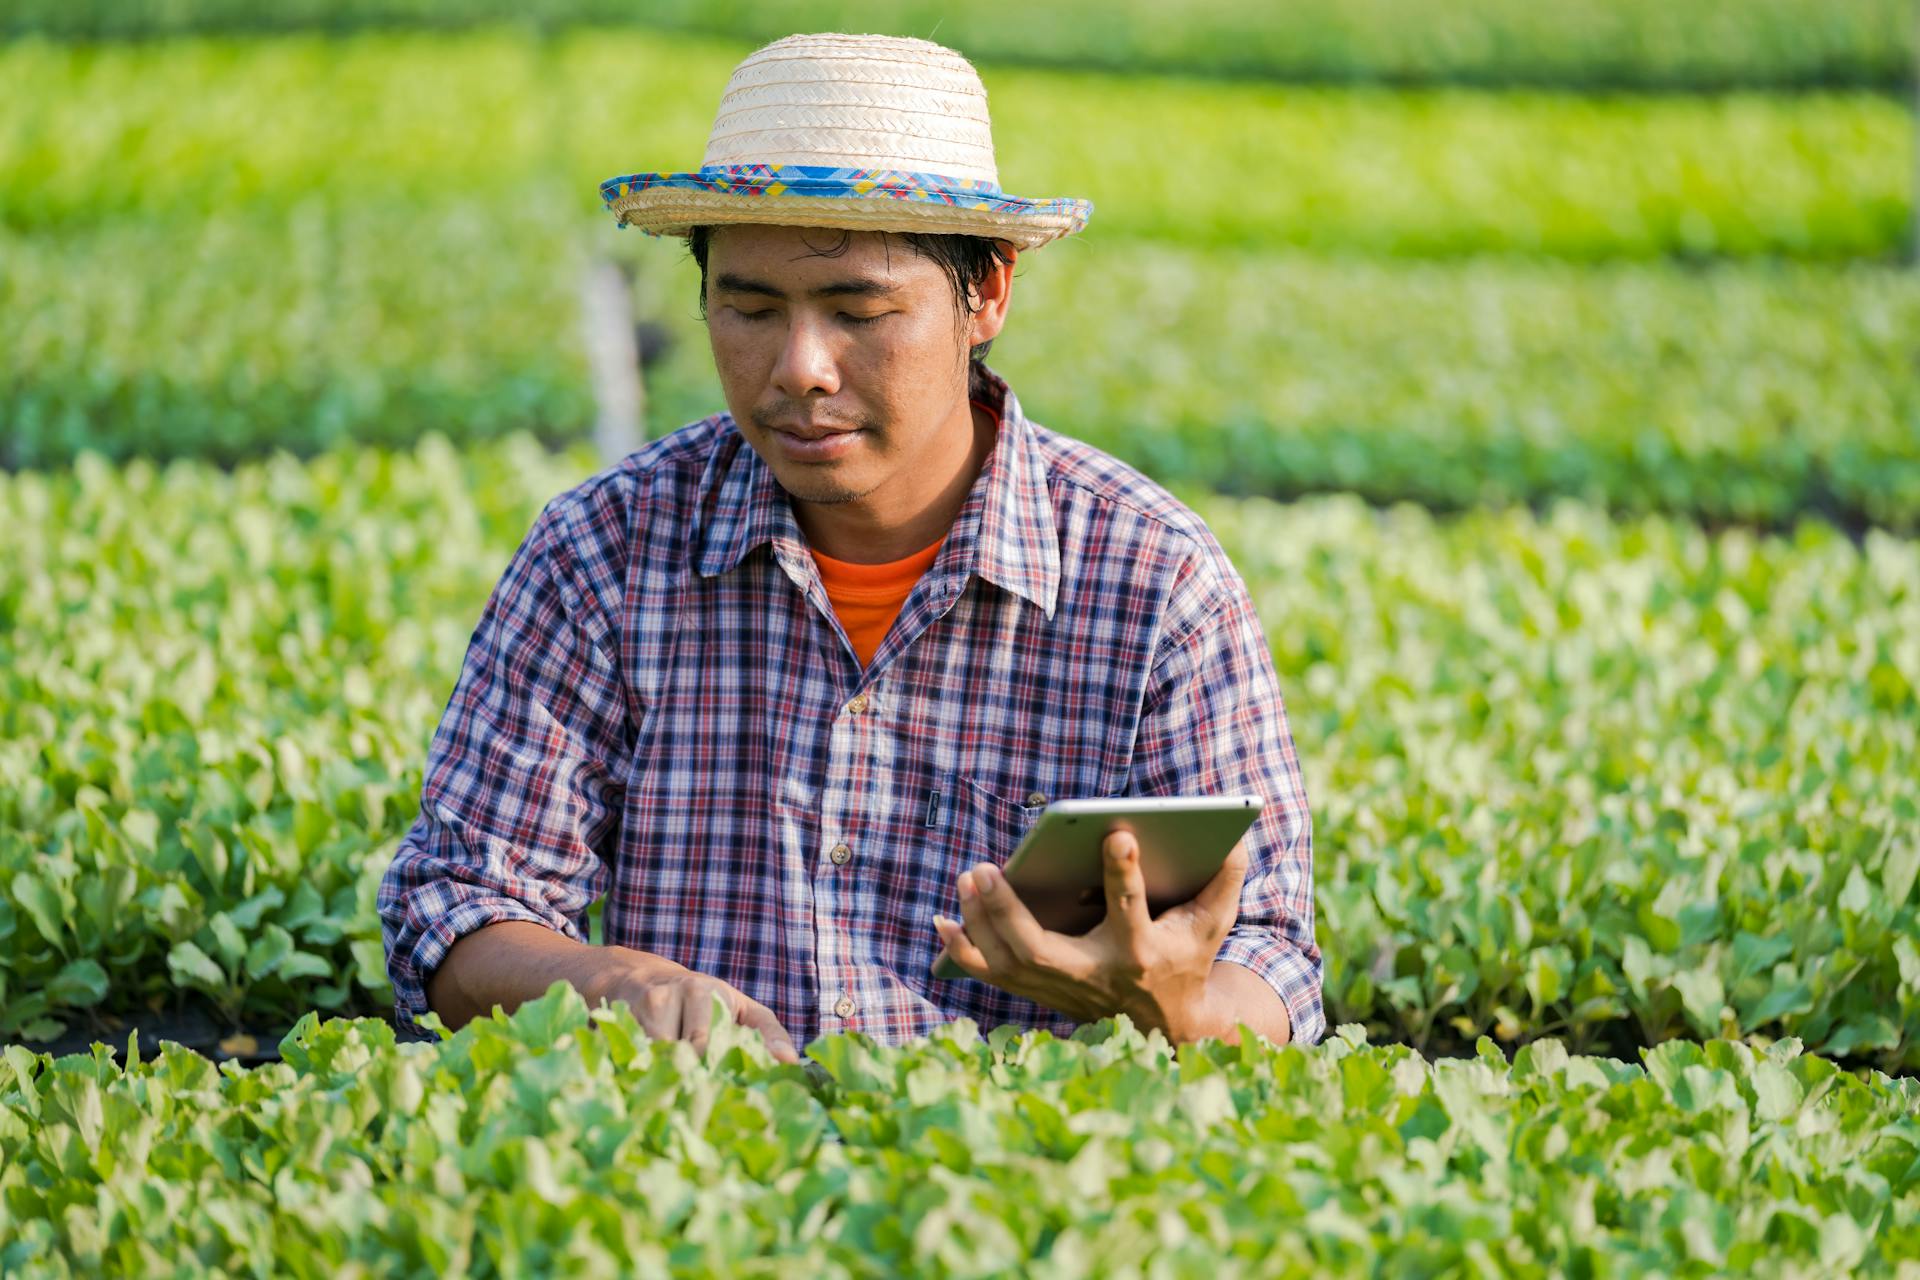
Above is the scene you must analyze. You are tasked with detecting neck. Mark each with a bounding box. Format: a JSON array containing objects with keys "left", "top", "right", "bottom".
[{"left": 793, "top": 397, "right": 997, "bottom": 564}]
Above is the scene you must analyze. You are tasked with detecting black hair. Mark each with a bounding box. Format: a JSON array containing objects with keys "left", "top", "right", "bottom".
[{"left": 686, "top": 225, "right": 1016, "bottom": 363}]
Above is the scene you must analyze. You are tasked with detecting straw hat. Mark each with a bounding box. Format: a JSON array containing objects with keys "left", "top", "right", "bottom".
[{"left": 598, "top": 32, "right": 1093, "bottom": 251}]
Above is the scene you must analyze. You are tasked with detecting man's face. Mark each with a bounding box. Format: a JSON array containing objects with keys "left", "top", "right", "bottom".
[{"left": 703, "top": 224, "right": 984, "bottom": 508}]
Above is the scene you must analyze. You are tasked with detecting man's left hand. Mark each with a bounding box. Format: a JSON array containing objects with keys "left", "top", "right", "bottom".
[{"left": 930, "top": 828, "right": 1248, "bottom": 1042}]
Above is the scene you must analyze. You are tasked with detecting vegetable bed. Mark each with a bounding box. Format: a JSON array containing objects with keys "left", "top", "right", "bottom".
[
  {"left": 1, "top": 31, "right": 1904, "bottom": 258},
  {"left": 2, "top": 983, "right": 1916, "bottom": 1276},
  {"left": 10, "top": 215, "right": 1917, "bottom": 532},
  {"left": 7, "top": 0, "right": 1910, "bottom": 92}
]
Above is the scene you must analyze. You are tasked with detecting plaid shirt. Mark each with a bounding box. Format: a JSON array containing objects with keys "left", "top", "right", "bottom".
[{"left": 378, "top": 362, "right": 1323, "bottom": 1049}]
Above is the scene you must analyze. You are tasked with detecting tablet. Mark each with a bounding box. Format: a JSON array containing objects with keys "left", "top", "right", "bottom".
[{"left": 931, "top": 794, "right": 1264, "bottom": 981}]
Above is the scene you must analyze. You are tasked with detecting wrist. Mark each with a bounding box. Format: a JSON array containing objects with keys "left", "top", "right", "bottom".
[{"left": 583, "top": 945, "right": 681, "bottom": 1009}]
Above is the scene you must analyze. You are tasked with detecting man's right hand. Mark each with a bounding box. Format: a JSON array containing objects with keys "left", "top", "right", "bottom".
[{"left": 600, "top": 951, "right": 803, "bottom": 1064}]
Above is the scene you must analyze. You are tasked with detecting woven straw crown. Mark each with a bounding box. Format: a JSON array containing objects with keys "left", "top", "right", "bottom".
[
  {"left": 599, "top": 32, "right": 1093, "bottom": 250},
  {"left": 702, "top": 33, "right": 998, "bottom": 181}
]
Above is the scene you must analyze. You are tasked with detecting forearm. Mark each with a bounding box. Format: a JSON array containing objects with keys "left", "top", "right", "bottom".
[{"left": 424, "top": 919, "right": 674, "bottom": 1030}]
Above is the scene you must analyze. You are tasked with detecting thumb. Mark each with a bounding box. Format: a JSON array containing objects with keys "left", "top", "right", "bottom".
[{"left": 729, "top": 991, "right": 803, "bottom": 1064}]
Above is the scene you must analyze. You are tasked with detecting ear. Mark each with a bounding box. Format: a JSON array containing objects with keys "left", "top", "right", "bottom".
[{"left": 967, "top": 241, "right": 1018, "bottom": 349}]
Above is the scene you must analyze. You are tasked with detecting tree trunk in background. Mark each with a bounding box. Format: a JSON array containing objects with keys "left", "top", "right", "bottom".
[{"left": 580, "top": 257, "right": 646, "bottom": 462}]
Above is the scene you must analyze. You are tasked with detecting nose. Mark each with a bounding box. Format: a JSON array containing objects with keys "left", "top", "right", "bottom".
[{"left": 769, "top": 311, "right": 840, "bottom": 400}]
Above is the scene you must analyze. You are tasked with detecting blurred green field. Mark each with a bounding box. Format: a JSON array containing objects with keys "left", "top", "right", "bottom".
[
  {"left": 0, "top": 202, "right": 594, "bottom": 468},
  {"left": 0, "top": 31, "right": 1906, "bottom": 257},
  {"left": 4, "top": 437, "right": 1915, "bottom": 1066},
  {"left": 6, "top": 0, "right": 1911, "bottom": 91},
  {"left": 9, "top": 207, "right": 1917, "bottom": 528},
  {"left": 5, "top": 30, "right": 1910, "bottom": 518}
]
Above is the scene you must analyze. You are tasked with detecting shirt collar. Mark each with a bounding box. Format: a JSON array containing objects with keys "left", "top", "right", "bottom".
[{"left": 694, "top": 362, "right": 1060, "bottom": 620}]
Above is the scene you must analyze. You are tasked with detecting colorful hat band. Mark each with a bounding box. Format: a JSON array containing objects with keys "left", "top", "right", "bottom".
[{"left": 600, "top": 163, "right": 1093, "bottom": 229}]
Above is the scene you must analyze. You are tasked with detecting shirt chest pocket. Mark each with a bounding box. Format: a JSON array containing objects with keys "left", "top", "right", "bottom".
[{"left": 930, "top": 771, "right": 1046, "bottom": 869}]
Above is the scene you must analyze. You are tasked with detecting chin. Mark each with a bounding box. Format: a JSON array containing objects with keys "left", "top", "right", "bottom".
[{"left": 770, "top": 464, "right": 866, "bottom": 505}]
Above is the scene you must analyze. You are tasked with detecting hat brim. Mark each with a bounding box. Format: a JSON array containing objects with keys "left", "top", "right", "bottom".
[{"left": 598, "top": 165, "right": 1092, "bottom": 251}]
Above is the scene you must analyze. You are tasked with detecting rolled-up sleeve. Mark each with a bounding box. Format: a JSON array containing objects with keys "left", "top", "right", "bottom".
[
  {"left": 377, "top": 486, "right": 634, "bottom": 1033},
  {"left": 1127, "top": 544, "right": 1323, "bottom": 1047}
]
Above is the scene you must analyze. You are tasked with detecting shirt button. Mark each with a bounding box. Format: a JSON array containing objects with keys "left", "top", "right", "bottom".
[
  {"left": 829, "top": 841, "right": 852, "bottom": 865},
  {"left": 1026, "top": 792, "right": 1048, "bottom": 807},
  {"left": 846, "top": 692, "right": 870, "bottom": 715},
  {"left": 834, "top": 995, "right": 855, "bottom": 1018}
]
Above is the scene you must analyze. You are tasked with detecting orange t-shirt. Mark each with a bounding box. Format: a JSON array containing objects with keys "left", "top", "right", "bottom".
[{"left": 810, "top": 531, "right": 946, "bottom": 668}]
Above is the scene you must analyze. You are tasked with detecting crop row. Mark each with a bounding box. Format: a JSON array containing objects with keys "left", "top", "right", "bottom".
[
  {"left": 1217, "top": 493, "right": 1919, "bottom": 1063},
  {"left": 8, "top": 206, "right": 1917, "bottom": 530},
  {"left": 0, "top": 201, "right": 595, "bottom": 470},
  {"left": 4, "top": 0, "right": 1910, "bottom": 92},
  {"left": 3, "top": 437, "right": 1915, "bottom": 1066},
  {"left": 1, "top": 30, "right": 1906, "bottom": 259},
  {"left": 954, "top": 247, "right": 1920, "bottom": 531},
  {"left": 3, "top": 985, "right": 1917, "bottom": 1276}
]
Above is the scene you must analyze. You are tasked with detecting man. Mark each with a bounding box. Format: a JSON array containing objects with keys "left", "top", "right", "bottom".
[{"left": 377, "top": 32, "right": 1322, "bottom": 1063}]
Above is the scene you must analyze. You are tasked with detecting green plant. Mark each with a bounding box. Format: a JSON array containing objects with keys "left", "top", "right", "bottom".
[
  {"left": 2, "top": 983, "right": 1916, "bottom": 1275},
  {"left": 0, "top": 31, "right": 1904, "bottom": 258},
  {"left": 4, "top": 0, "right": 1911, "bottom": 92}
]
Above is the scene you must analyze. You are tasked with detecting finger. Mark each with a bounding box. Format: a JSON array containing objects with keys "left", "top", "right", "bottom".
[
  {"left": 636, "top": 982, "right": 682, "bottom": 1044},
  {"left": 1176, "top": 835, "right": 1252, "bottom": 940},
  {"left": 958, "top": 866, "right": 1016, "bottom": 975},
  {"left": 679, "top": 983, "right": 721, "bottom": 1055},
  {"left": 933, "top": 913, "right": 992, "bottom": 980},
  {"left": 1102, "top": 829, "right": 1152, "bottom": 938},
  {"left": 966, "top": 861, "right": 1053, "bottom": 968},
  {"left": 730, "top": 992, "right": 803, "bottom": 1064}
]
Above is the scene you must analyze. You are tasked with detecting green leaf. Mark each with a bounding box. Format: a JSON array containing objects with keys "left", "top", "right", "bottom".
[
  {"left": 278, "top": 951, "right": 334, "bottom": 981},
  {"left": 1895, "top": 937, "right": 1920, "bottom": 991},
  {"left": 10, "top": 872, "right": 66, "bottom": 948},
  {"left": 278, "top": 881, "right": 327, "bottom": 932},
  {"left": 227, "top": 886, "right": 286, "bottom": 931},
  {"left": 276, "top": 738, "right": 311, "bottom": 798},
  {"left": 350, "top": 938, "right": 387, "bottom": 989},
  {"left": 46, "top": 958, "right": 110, "bottom": 1009},
  {"left": 120, "top": 808, "right": 160, "bottom": 854},
  {"left": 1749, "top": 981, "right": 1815, "bottom": 1024},
  {"left": 293, "top": 799, "right": 331, "bottom": 856},
  {"left": 1620, "top": 935, "right": 1661, "bottom": 1001},
  {"left": 208, "top": 912, "right": 247, "bottom": 969},
  {"left": 167, "top": 940, "right": 227, "bottom": 989},
  {"left": 1752, "top": 1061, "right": 1804, "bottom": 1120},
  {"left": 1729, "top": 931, "right": 1794, "bottom": 983},
  {"left": 1836, "top": 865, "right": 1874, "bottom": 919},
  {"left": 1673, "top": 967, "right": 1726, "bottom": 1035},
  {"left": 1882, "top": 835, "right": 1919, "bottom": 908},
  {"left": 1524, "top": 946, "right": 1570, "bottom": 1011},
  {"left": 508, "top": 981, "right": 591, "bottom": 1049},
  {"left": 244, "top": 924, "right": 294, "bottom": 981},
  {"left": 1822, "top": 1015, "right": 1899, "bottom": 1058},
  {"left": 181, "top": 826, "right": 231, "bottom": 892}
]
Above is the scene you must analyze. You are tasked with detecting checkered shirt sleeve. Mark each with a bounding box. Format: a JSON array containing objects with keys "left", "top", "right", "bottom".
[
  {"left": 375, "top": 492, "right": 633, "bottom": 1031},
  {"left": 1127, "top": 544, "right": 1324, "bottom": 1047}
]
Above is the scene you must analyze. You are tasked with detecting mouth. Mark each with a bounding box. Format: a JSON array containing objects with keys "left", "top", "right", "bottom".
[
  {"left": 769, "top": 422, "right": 863, "bottom": 442},
  {"left": 767, "top": 423, "right": 867, "bottom": 462}
]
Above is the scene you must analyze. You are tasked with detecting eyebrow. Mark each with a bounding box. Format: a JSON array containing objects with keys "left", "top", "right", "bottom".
[{"left": 713, "top": 272, "right": 900, "bottom": 300}]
